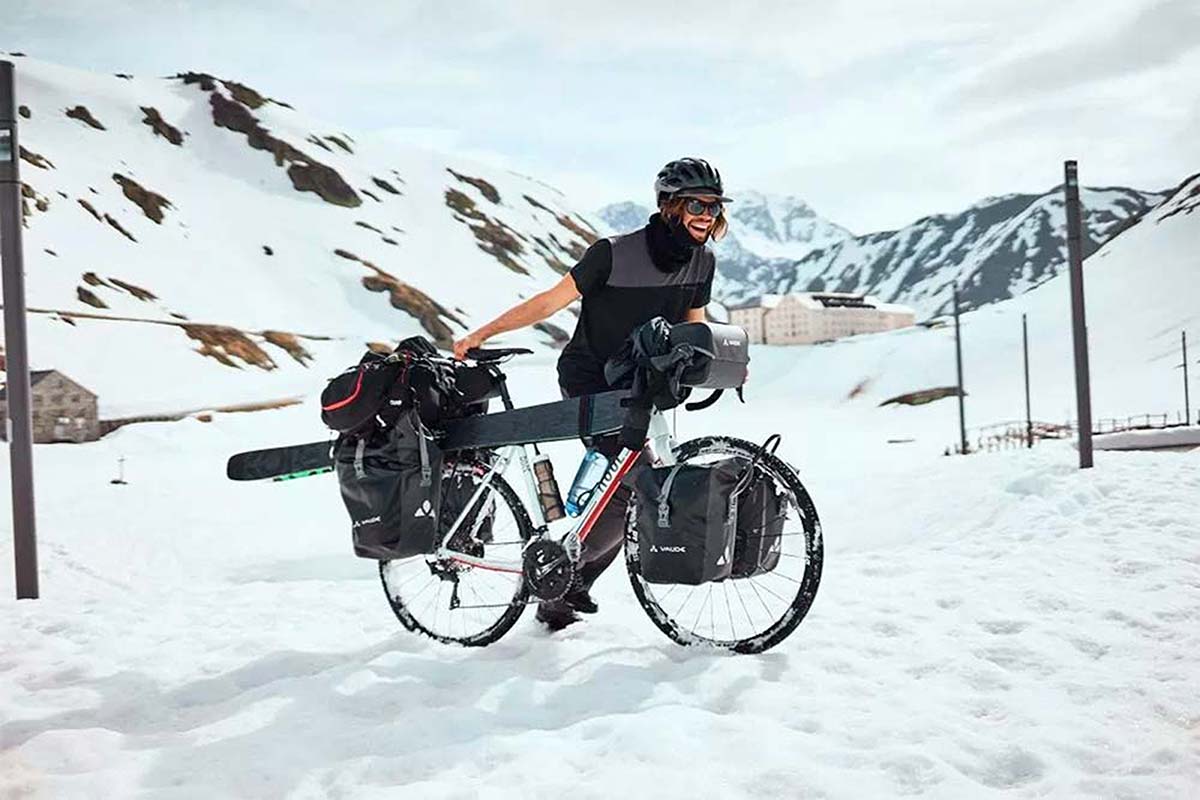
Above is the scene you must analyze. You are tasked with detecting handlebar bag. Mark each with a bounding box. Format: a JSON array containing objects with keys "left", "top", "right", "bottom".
[
  {"left": 335, "top": 409, "right": 444, "bottom": 560},
  {"left": 667, "top": 322, "right": 750, "bottom": 390},
  {"left": 730, "top": 470, "right": 785, "bottom": 578},
  {"left": 633, "top": 458, "right": 742, "bottom": 584}
]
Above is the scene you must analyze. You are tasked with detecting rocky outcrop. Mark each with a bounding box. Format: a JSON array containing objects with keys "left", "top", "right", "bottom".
[
  {"left": 879, "top": 387, "right": 962, "bottom": 407},
  {"left": 140, "top": 106, "right": 184, "bottom": 145},
  {"left": 182, "top": 324, "right": 276, "bottom": 370},
  {"left": 18, "top": 105, "right": 30, "bottom": 119},
  {"left": 557, "top": 213, "right": 599, "bottom": 247},
  {"left": 65, "top": 105, "right": 105, "bottom": 130},
  {"left": 448, "top": 169, "right": 500, "bottom": 203},
  {"left": 109, "top": 278, "right": 157, "bottom": 301},
  {"left": 113, "top": 173, "right": 173, "bottom": 223},
  {"left": 19, "top": 146, "right": 53, "bottom": 170},
  {"left": 525, "top": 194, "right": 595, "bottom": 265},
  {"left": 371, "top": 176, "right": 401, "bottom": 195},
  {"left": 333, "top": 249, "right": 462, "bottom": 347},
  {"left": 82, "top": 272, "right": 110, "bottom": 288},
  {"left": 176, "top": 73, "right": 291, "bottom": 109},
  {"left": 185, "top": 75, "right": 360, "bottom": 208},
  {"left": 77, "top": 198, "right": 102, "bottom": 222},
  {"left": 306, "top": 135, "right": 333, "bottom": 153},
  {"left": 262, "top": 330, "right": 314, "bottom": 365},
  {"left": 20, "top": 183, "right": 50, "bottom": 227},
  {"left": 445, "top": 189, "right": 529, "bottom": 275},
  {"left": 104, "top": 213, "right": 137, "bottom": 242},
  {"left": 325, "top": 135, "right": 353, "bottom": 154},
  {"left": 77, "top": 286, "right": 108, "bottom": 309}
]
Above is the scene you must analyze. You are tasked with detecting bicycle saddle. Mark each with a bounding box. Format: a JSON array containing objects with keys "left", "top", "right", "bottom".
[{"left": 466, "top": 347, "right": 533, "bottom": 362}]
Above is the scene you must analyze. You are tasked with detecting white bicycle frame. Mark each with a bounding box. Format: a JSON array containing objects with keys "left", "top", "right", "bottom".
[{"left": 435, "top": 408, "right": 678, "bottom": 575}]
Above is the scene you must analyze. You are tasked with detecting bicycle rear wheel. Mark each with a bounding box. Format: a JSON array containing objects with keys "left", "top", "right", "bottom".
[
  {"left": 625, "top": 435, "right": 823, "bottom": 654},
  {"left": 379, "top": 456, "right": 533, "bottom": 647}
]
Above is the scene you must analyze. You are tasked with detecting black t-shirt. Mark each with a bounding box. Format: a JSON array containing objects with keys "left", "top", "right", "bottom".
[{"left": 557, "top": 223, "right": 715, "bottom": 397}]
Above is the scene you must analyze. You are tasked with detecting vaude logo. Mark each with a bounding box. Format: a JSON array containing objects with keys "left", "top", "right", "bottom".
[
  {"left": 649, "top": 544, "right": 686, "bottom": 553},
  {"left": 722, "top": 338, "right": 740, "bottom": 346},
  {"left": 352, "top": 515, "right": 381, "bottom": 529},
  {"left": 413, "top": 499, "right": 433, "bottom": 519}
]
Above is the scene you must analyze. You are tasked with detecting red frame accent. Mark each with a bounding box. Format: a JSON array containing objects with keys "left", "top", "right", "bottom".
[
  {"left": 576, "top": 448, "right": 640, "bottom": 544},
  {"left": 443, "top": 446, "right": 642, "bottom": 574}
]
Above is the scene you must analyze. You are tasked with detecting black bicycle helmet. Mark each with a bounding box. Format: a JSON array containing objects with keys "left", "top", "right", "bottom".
[{"left": 654, "top": 158, "right": 732, "bottom": 204}]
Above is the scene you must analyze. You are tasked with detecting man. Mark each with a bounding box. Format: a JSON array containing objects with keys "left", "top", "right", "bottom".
[{"left": 453, "top": 157, "right": 730, "bottom": 629}]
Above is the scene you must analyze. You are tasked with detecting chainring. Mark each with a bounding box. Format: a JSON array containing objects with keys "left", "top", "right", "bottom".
[{"left": 522, "top": 539, "right": 575, "bottom": 601}]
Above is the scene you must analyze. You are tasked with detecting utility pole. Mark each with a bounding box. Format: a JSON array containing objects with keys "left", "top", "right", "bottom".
[
  {"left": 1022, "top": 313, "right": 1032, "bottom": 448},
  {"left": 1183, "top": 331, "right": 1191, "bottom": 426},
  {"left": 0, "top": 61, "right": 39, "bottom": 598},
  {"left": 1063, "top": 160, "right": 1094, "bottom": 469},
  {"left": 953, "top": 284, "right": 968, "bottom": 455}
]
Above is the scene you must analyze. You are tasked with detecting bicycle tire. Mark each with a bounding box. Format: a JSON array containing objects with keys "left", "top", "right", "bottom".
[
  {"left": 625, "top": 435, "right": 824, "bottom": 654},
  {"left": 379, "top": 456, "right": 534, "bottom": 647}
]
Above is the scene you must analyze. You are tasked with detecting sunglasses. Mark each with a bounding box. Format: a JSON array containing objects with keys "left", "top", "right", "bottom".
[{"left": 683, "top": 198, "right": 723, "bottom": 218}]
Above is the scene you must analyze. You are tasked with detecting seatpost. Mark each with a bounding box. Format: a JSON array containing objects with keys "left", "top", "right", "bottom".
[{"left": 492, "top": 368, "right": 515, "bottom": 411}]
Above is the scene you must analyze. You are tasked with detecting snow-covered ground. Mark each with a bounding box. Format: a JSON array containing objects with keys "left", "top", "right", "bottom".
[{"left": 1, "top": 389, "right": 1198, "bottom": 798}]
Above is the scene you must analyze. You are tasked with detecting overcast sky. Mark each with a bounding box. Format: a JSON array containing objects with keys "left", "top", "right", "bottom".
[{"left": 9, "top": 0, "right": 1200, "bottom": 232}]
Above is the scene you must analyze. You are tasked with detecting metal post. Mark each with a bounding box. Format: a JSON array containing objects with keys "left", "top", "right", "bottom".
[
  {"left": 1063, "top": 160, "right": 1094, "bottom": 468},
  {"left": 953, "top": 285, "right": 968, "bottom": 455},
  {"left": 1, "top": 62, "right": 38, "bottom": 598},
  {"left": 1183, "top": 331, "right": 1190, "bottom": 426},
  {"left": 1022, "top": 313, "right": 1032, "bottom": 448}
]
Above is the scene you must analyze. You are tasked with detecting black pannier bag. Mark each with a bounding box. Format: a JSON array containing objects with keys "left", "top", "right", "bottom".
[
  {"left": 634, "top": 458, "right": 743, "bottom": 584},
  {"left": 668, "top": 322, "right": 750, "bottom": 390},
  {"left": 731, "top": 472, "right": 785, "bottom": 578},
  {"left": 335, "top": 409, "right": 444, "bottom": 560},
  {"left": 320, "top": 352, "right": 406, "bottom": 435}
]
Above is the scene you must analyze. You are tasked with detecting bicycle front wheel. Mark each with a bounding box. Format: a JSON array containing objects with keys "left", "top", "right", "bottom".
[{"left": 625, "top": 435, "right": 823, "bottom": 654}]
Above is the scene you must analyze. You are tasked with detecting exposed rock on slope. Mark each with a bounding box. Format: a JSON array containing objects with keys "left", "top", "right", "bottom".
[
  {"left": 334, "top": 249, "right": 462, "bottom": 347},
  {"left": 113, "top": 173, "right": 172, "bottom": 223},
  {"left": 448, "top": 168, "right": 500, "bottom": 203},
  {"left": 182, "top": 73, "right": 360, "bottom": 208},
  {"left": 445, "top": 188, "right": 528, "bottom": 275},
  {"left": 65, "top": 105, "right": 105, "bottom": 130},
  {"left": 19, "top": 146, "right": 54, "bottom": 170},
  {"left": 140, "top": 106, "right": 184, "bottom": 145}
]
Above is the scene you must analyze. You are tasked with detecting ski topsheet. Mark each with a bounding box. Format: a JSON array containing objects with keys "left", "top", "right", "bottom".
[{"left": 227, "top": 440, "right": 334, "bottom": 481}]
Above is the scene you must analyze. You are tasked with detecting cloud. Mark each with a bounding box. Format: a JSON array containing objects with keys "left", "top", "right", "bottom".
[
  {"left": 953, "top": 0, "right": 1200, "bottom": 105},
  {"left": 8, "top": 0, "right": 1198, "bottom": 231}
]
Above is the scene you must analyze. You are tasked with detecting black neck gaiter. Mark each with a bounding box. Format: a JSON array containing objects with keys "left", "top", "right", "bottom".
[{"left": 646, "top": 212, "right": 700, "bottom": 273}]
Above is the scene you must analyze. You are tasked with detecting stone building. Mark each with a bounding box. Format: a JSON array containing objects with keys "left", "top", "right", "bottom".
[
  {"left": 0, "top": 370, "right": 100, "bottom": 443},
  {"left": 728, "top": 292, "right": 915, "bottom": 345}
]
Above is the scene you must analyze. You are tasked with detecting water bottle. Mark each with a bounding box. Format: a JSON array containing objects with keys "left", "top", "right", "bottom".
[{"left": 564, "top": 447, "right": 609, "bottom": 517}]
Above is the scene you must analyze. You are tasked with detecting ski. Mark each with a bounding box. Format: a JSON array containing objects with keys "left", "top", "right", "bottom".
[{"left": 226, "top": 440, "right": 335, "bottom": 482}]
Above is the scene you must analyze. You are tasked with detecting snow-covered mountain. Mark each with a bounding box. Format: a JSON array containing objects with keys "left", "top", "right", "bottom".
[
  {"left": 736, "top": 185, "right": 1168, "bottom": 318},
  {"left": 596, "top": 191, "right": 853, "bottom": 294},
  {"left": 3, "top": 158, "right": 1199, "bottom": 797},
  {"left": 8, "top": 56, "right": 599, "bottom": 417}
]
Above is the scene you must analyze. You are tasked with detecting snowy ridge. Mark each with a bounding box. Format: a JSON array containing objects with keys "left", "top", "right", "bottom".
[
  {"left": 10, "top": 56, "right": 599, "bottom": 416},
  {"left": 748, "top": 184, "right": 1167, "bottom": 318}
]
